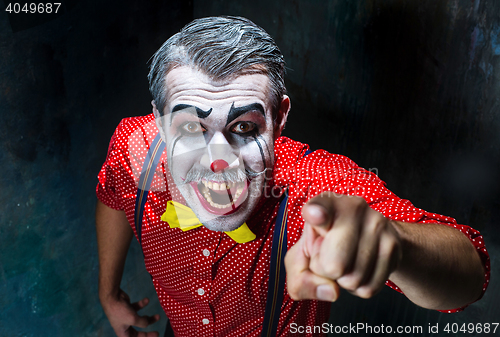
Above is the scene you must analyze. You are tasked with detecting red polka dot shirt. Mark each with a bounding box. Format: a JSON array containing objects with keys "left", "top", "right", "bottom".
[{"left": 97, "top": 114, "right": 490, "bottom": 336}]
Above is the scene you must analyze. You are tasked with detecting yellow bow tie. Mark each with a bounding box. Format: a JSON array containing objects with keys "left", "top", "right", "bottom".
[{"left": 160, "top": 200, "right": 256, "bottom": 244}]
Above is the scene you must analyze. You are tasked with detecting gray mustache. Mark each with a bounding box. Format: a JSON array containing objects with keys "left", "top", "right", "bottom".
[{"left": 183, "top": 167, "right": 267, "bottom": 184}]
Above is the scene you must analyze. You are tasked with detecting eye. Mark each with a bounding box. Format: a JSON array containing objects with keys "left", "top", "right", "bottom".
[
  {"left": 231, "top": 121, "right": 256, "bottom": 134},
  {"left": 180, "top": 121, "right": 206, "bottom": 135}
]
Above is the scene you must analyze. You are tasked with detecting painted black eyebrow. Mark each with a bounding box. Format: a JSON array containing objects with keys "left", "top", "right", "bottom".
[
  {"left": 225, "top": 103, "right": 265, "bottom": 126},
  {"left": 170, "top": 104, "right": 213, "bottom": 125}
]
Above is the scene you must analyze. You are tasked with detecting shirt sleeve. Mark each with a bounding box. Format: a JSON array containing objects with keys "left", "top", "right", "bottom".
[
  {"left": 296, "top": 148, "right": 490, "bottom": 313},
  {"left": 339, "top": 167, "right": 489, "bottom": 312},
  {"left": 96, "top": 120, "right": 125, "bottom": 210}
]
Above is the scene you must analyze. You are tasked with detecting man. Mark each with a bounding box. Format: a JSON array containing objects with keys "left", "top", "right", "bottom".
[{"left": 96, "top": 16, "right": 489, "bottom": 337}]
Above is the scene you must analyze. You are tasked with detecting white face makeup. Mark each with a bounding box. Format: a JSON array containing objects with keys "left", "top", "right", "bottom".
[{"left": 154, "top": 66, "right": 284, "bottom": 232}]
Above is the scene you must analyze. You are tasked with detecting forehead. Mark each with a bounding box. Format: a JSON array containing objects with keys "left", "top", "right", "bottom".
[{"left": 165, "top": 66, "right": 271, "bottom": 112}]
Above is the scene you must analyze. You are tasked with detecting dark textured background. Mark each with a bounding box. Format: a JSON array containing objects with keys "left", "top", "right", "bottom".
[{"left": 0, "top": 0, "right": 498, "bottom": 335}]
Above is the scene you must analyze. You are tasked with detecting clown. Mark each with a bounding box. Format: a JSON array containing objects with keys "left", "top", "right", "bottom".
[{"left": 96, "top": 16, "right": 489, "bottom": 337}]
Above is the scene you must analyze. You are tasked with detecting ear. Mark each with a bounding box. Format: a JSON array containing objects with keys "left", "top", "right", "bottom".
[
  {"left": 152, "top": 100, "right": 167, "bottom": 142},
  {"left": 274, "top": 95, "right": 291, "bottom": 140}
]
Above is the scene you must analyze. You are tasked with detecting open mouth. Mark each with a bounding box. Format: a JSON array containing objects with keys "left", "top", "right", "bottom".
[{"left": 190, "top": 178, "right": 249, "bottom": 215}]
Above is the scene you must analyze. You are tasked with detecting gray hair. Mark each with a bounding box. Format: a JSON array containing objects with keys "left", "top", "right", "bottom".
[{"left": 148, "top": 16, "right": 286, "bottom": 120}]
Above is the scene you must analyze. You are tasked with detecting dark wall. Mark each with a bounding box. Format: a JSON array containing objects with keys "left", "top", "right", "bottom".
[
  {"left": 0, "top": 0, "right": 498, "bottom": 335},
  {"left": 0, "top": 1, "right": 192, "bottom": 335}
]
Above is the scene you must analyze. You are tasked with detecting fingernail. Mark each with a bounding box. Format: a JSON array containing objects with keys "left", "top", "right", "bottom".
[
  {"left": 308, "top": 204, "right": 326, "bottom": 221},
  {"left": 316, "top": 284, "right": 336, "bottom": 301}
]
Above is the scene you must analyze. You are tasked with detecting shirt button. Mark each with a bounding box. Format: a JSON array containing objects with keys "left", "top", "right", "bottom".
[
  {"left": 197, "top": 288, "right": 205, "bottom": 295},
  {"left": 203, "top": 249, "right": 210, "bottom": 257},
  {"left": 202, "top": 318, "right": 209, "bottom": 324}
]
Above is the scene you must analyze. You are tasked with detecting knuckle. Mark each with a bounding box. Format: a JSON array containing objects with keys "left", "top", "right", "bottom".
[
  {"left": 383, "top": 237, "right": 399, "bottom": 257},
  {"left": 357, "top": 287, "right": 376, "bottom": 299},
  {"left": 339, "top": 274, "right": 362, "bottom": 290},
  {"left": 321, "top": 260, "right": 346, "bottom": 279},
  {"left": 368, "top": 216, "right": 385, "bottom": 234},
  {"left": 350, "top": 276, "right": 364, "bottom": 290},
  {"left": 347, "top": 196, "right": 367, "bottom": 214}
]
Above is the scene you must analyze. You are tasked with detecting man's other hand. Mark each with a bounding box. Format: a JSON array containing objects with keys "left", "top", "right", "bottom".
[
  {"left": 285, "top": 193, "right": 402, "bottom": 301},
  {"left": 101, "top": 289, "right": 160, "bottom": 337}
]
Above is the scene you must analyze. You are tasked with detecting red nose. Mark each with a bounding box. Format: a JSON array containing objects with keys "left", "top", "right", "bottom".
[{"left": 210, "top": 159, "right": 229, "bottom": 173}]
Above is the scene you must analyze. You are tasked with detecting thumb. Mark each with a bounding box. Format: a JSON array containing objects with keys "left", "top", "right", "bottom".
[{"left": 285, "top": 235, "right": 340, "bottom": 302}]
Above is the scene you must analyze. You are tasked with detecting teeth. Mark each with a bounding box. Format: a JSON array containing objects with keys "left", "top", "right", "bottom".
[
  {"left": 200, "top": 180, "right": 246, "bottom": 191},
  {"left": 233, "top": 186, "right": 243, "bottom": 201},
  {"left": 204, "top": 193, "right": 212, "bottom": 202},
  {"left": 200, "top": 181, "right": 245, "bottom": 209}
]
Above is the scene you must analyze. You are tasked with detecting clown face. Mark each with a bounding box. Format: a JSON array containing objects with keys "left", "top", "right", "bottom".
[{"left": 154, "top": 66, "right": 289, "bottom": 232}]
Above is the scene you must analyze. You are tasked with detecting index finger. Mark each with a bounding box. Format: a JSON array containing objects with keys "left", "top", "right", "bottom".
[
  {"left": 303, "top": 193, "right": 369, "bottom": 234},
  {"left": 308, "top": 195, "right": 369, "bottom": 280},
  {"left": 302, "top": 199, "right": 332, "bottom": 237}
]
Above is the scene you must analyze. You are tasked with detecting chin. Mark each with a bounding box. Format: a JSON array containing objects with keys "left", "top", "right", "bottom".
[{"left": 199, "top": 216, "right": 246, "bottom": 232}]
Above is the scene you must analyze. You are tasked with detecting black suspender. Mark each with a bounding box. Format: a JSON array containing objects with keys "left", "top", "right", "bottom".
[
  {"left": 261, "top": 148, "right": 312, "bottom": 337},
  {"left": 134, "top": 134, "right": 165, "bottom": 245},
  {"left": 261, "top": 190, "right": 289, "bottom": 337}
]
